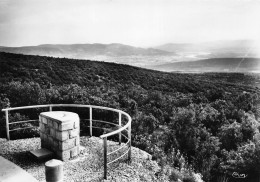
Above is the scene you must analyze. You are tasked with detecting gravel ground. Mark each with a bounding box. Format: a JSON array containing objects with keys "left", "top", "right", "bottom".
[{"left": 0, "top": 137, "right": 165, "bottom": 182}]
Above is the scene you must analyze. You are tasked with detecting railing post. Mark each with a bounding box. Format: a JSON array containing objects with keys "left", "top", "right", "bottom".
[
  {"left": 5, "top": 110, "right": 10, "bottom": 140},
  {"left": 128, "top": 124, "right": 131, "bottom": 161},
  {"left": 103, "top": 137, "right": 107, "bottom": 179},
  {"left": 49, "top": 106, "right": 52, "bottom": 111},
  {"left": 89, "top": 107, "right": 92, "bottom": 137},
  {"left": 118, "top": 112, "right": 122, "bottom": 145}
]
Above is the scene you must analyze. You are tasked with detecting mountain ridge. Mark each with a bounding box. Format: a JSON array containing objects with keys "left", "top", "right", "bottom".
[
  {"left": 1, "top": 40, "right": 259, "bottom": 72},
  {"left": 150, "top": 57, "right": 260, "bottom": 72},
  {"left": 0, "top": 43, "right": 173, "bottom": 58},
  {"left": 154, "top": 39, "right": 258, "bottom": 58}
]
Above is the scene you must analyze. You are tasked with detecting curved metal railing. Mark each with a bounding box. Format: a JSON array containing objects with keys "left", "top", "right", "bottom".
[{"left": 1, "top": 104, "right": 132, "bottom": 179}]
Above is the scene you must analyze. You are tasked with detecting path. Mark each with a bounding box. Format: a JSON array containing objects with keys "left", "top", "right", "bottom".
[{"left": 0, "top": 156, "right": 38, "bottom": 182}]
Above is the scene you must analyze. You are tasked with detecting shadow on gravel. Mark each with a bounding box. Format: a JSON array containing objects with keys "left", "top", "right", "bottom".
[{"left": 3, "top": 151, "right": 46, "bottom": 169}]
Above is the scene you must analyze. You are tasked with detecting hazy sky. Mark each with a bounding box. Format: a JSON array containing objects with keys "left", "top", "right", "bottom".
[{"left": 0, "top": 0, "right": 260, "bottom": 47}]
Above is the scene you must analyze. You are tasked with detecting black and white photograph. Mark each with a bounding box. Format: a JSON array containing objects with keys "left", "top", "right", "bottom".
[{"left": 0, "top": 0, "right": 260, "bottom": 181}]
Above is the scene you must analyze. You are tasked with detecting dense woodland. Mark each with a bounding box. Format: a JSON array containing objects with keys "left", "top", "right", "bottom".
[{"left": 1, "top": 52, "right": 260, "bottom": 182}]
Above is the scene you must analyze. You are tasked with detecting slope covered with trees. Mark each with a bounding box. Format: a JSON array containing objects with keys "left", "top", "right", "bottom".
[{"left": 1, "top": 52, "right": 260, "bottom": 182}]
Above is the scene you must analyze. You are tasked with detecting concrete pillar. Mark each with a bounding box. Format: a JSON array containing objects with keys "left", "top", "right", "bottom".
[{"left": 45, "top": 159, "right": 63, "bottom": 182}]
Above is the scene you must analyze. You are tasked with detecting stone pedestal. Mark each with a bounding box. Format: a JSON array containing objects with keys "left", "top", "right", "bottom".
[{"left": 39, "top": 111, "right": 80, "bottom": 161}]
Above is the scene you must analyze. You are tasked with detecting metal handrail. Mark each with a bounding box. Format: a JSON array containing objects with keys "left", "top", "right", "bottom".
[
  {"left": 9, "top": 126, "right": 35, "bottom": 132},
  {"left": 1, "top": 104, "right": 132, "bottom": 180},
  {"left": 107, "top": 147, "right": 131, "bottom": 165},
  {"left": 9, "top": 119, "right": 38, "bottom": 125},
  {"left": 2, "top": 104, "right": 52, "bottom": 111},
  {"left": 85, "top": 119, "right": 119, "bottom": 126},
  {"left": 107, "top": 139, "right": 130, "bottom": 156}
]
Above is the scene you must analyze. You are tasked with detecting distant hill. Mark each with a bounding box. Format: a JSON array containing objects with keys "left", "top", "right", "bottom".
[
  {"left": 154, "top": 40, "right": 258, "bottom": 58},
  {"left": 1, "top": 52, "right": 259, "bottom": 90},
  {"left": 0, "top": 43, "right": 173, "bottom": 59},
  {"left": 150, "top": 58, "right": 260, "bottom": 72},
  {"left": 1, "top": 40, "right": 259, "bottom": 72},
  {"left": 0, "top": 52, "right": 197, "bottom": 92}
]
